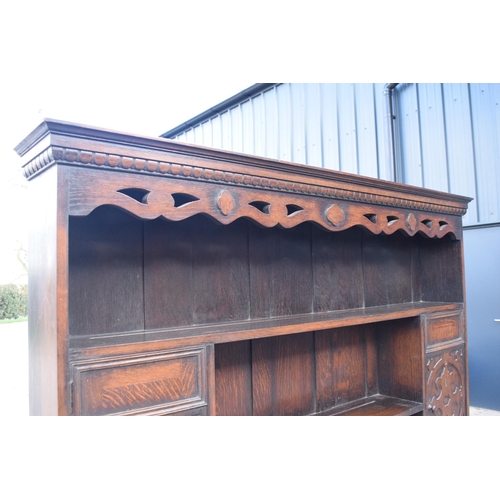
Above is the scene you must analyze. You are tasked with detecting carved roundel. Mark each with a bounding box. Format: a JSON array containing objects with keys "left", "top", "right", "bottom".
[
  {"left": 217, "top": 190, "right": 235, "bottom": 216},
  {"left": 326, "top": 204, "right": 346, "bottom": 227}
]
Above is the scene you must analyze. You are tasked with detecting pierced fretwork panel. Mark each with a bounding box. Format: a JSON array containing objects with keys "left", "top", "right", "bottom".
[{"left": 69, "top": 169, "right": 462, "bottom": 239}]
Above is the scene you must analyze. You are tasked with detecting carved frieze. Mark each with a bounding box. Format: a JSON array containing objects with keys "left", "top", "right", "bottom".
[
  {"left": 68, "top": 168, "right": 463, "bottom": 239},
  {"left": 25, "top": 145, "right": 468, "bottom": 217}
]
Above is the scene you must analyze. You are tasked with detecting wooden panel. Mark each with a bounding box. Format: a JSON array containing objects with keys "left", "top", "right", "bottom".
[
  {"left": 365, "top": 326, "right": 379, "bottom": 397},
  {"left": 425, "top": 344, "right": 466, "bottom": 416},
  {"left": 416, "top": 237, "right": 464, "bottom": 303},
  {"left": 315, "top": 326, "right": 369, "bottom": 411},
  {"left": 377, "top": 318, "right": 423, "bottom": 402},
  {"left": 249, "top": 223, "right": 313, "bottom": 319},
  {"left": 168, "top": 407, "right": 207, "bottom": 416},
  {"left": 28, "top": 166, "right": 68, "bottom": 415},
  {"left": 70, "top": 301, "right": 462, "bottom": 351},
  {"left": 424, "top": 311, "right": 463, "bottom": 349},
  {"left": 144, "top": 217, "right": 193, "bottom": 329},
  {"left": 322, "top": 395, "right": 423, "bottom": 416},
  {"left": 363, "top": 232, "right": 412, "bottom": 307},
  {"left": 68, "top": 206, "right": 144, "bottom": 336},
  {"left": 252, "top": 333, "right": 315, "bottom": 416},
  {"left": 72, "top": 346, "right": 207, "bottom": 416},
  {"left": 312, "top": 227, "right": 364, "bottom": 312},
  {"left": 215, "top": 341, "right": 252, "bottom": 416},
  {"left": 193, "top": 217, "right": 250, "bottom": 324},
  {"left": 411, "top": 238, "right": 421, "bottom": 303}
]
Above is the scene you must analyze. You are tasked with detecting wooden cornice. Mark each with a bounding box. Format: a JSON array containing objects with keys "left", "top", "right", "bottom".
[{"left": 15, "top": 119, "right": 472, "bottom": 239}]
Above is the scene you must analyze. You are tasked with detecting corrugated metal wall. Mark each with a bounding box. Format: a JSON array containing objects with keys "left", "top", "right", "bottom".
[
  {"left": 172, "top": 83, "right": 390, "bottom": 177},
  {"left": 170, "top": 83, "right": 500, "bottom": 227}
]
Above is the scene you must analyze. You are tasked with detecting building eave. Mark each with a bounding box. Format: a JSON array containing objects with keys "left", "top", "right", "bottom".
[{"left": 160, "top": 83, "right": 277, "bottom": 139}]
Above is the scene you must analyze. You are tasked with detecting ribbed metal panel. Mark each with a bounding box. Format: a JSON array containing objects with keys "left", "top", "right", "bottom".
[
  {"left": 336, "top": 83, "right": 357, "bottom": 175},
  {"left": 374, "top": 83, "right": 391, "bottom": 181},
  {"left": 354, "top": 83, "right": 379, "bottom": 179},
  {"left": 276, "top": 83, "right": 292, "bottom": 161},
  {"left": 396, "top": 83, "right": 423, "bottom": 187},
  {"left": 304, "top": 83, "right": 322, "bottom": 168},
  {"left": 166, "top": 83, "right": 500, "bottom": 225},
  {"left": 241, "top": 98, "right": 253, "bottom": 154},
  {"left": 290, "top": 83, "right": 306, "bottom": 165},
  {"left": 469, "top": 84, "right": 500, "bottom": 223},
  {"left": 320, "top": 83, "right": 340, "bottom": 172},
  {"left": 441, "top": 84, "right": 478, "bottom": 226},
  {"left": 169, "top": 83, "right": 389, "bottom": 178},
  {"left": 418, "top": 83, "right": 449, "bottom": 192}
]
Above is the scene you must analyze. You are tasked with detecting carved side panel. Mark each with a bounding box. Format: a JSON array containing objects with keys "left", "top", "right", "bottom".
[
  {"left": 71, "top": 345, "right": 210, "bottom": 416},
  {"left": 424, "top": 346, "right": 465, "bottom": 416}
]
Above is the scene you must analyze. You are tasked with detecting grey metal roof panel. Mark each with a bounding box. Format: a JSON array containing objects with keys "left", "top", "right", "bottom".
[
  {"left": 160, "top": 83, "right": 276, "bottom": 138},
  {"left": 162, "top": 83, "right": 500, "bottom": 225}
]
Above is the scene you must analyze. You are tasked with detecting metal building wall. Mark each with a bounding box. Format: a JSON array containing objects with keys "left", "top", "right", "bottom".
[
  {"left": 395, "top": 83, "right": 500, "bottom": 227},
  {"left": 167, "top": 83, "right": 500, "bottom": 227},
  {"left": 171, "top": 83, "right": 392, "bottom": 178},
  {"left": 165, "top": 82, "right": 500, "bottom": 409}
]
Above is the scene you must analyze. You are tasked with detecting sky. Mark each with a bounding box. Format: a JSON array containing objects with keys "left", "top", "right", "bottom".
[
  {"left": 0, "top": 1, "right": 497, "bottom": 284},
  {"left": 0, "top": 72, "right": 253, "bottom": 282},
  {"left": 0, "top": 3, "right": 260, "bottom": 283}
]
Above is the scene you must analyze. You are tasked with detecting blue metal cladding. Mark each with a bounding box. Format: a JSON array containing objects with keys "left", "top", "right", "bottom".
[
  {"left": 168, "top": 83, "right": 500, "bottom": 226},
  {"left": 441, "top": 84, "right": 478, "bottom": 226},
  {"left": 469, "top": 84, "right": 500, "bottom": 223}
]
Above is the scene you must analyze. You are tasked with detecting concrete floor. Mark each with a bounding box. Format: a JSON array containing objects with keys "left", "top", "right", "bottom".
[
  {"left": 469, "top": 406, "right": 500, "bottom": 416},
  {"left": 1, "top": 321, "right": 499, "bottom": 416}
]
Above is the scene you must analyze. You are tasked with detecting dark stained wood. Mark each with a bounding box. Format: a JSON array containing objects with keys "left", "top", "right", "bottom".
[
  {"left": 17, "top": 119, "right": 471, "bottom": 416},
  {"left": 168, "top": 407, "right": 208, "bottom": 416},
  {"left": 66, "top": 167, "right": 466, "bottom": 239},
  {"left": 377, "top": 318, "right": 423, "bottom": 402},
  {"left": 69, "top": 301, "right": 464, "bottom": 351},
  {"left": 252, "top": 333, "right": 315, "bottom": 416},
  {"left": 424, "top": 344, "right": 466, "bottom": 416},
  {"left": 144, "top": 217, "right": 193, "bottom": 329},
  {"left": 411, "top": 237, "right": 421, "bottom": 303},
  {"left": 72, "top": 345, "right": 209, "bottom": 416},
  {"left": 249, "top": 223, "right": 313, "bottom": 319},
  {"left": 214, "top": 341, "right": 253, "bottom": 416},
  {"left": 312, "top": 227, "right": 364, "bottom": 312},
  {"left": 423, "top": 310, "right": 463, "bottom": 349},
  {"left": 365, "top": 326, "right": 379, "bottom": 397},
  {"left": 68, "top": 206, "right": 145, "bottom": 336},
  {"left": 206, "top": 343, "right": 216, "bottom": 416},
  {"left": 315, "top": 326, "right": 370, "bottom": 411},
  {"left": 319, "top": 394, "right": 424, "bottom": 416},
  {"left": 193, "top": 217, "right": 250, "bottom": 324},
  {"left": 28, "top": 166, "right": 68, "bottom": 415},
  {"left": 16, "top": 119, "right": 472, "bottom": 228},
  {"left": 416, "top": 236, "right": 464, "bottom": 303},
  {"left": 363, "top": 232, "right": 413, "bottom": 307}
]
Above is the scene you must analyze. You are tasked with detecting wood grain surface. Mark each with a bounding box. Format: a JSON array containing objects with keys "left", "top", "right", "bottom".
[{"left": 17, "top": 119, "right": 470, "bottom": 416}]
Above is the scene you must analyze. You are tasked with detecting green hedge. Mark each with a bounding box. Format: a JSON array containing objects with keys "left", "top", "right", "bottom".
[{"left": 0, "top": 284, "right": 28, "bottom": 320}]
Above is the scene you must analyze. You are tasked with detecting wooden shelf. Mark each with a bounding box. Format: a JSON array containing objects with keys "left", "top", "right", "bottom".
[
  {"left": 316, "top": 395, "right": 424, "bottom": 416},
  {"left": 70, "top": 301, "right": 462, "bottom": 351}
]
